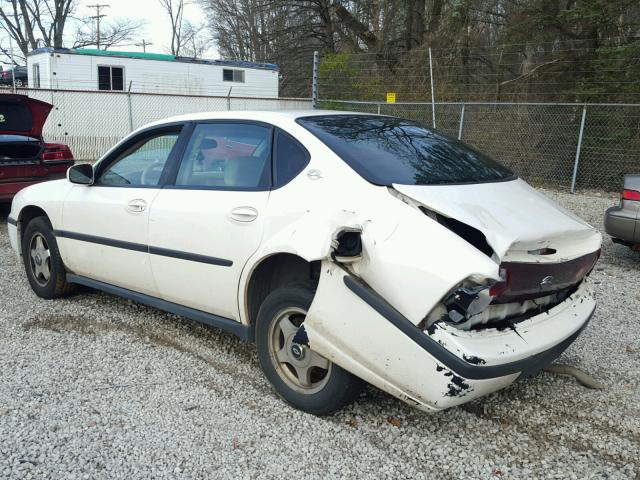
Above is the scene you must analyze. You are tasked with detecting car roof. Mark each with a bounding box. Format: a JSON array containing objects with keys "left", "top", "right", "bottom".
[{"left": 141, "top": 109, "right": 376, "bottom": 130}]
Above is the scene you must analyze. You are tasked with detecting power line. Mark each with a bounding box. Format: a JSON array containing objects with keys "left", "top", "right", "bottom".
[
  {"left": 87, "top": 4, "right": 110, "bottom": 49},
  {"left": 135, "top": 39, "right": 154, "bottom": 52}
]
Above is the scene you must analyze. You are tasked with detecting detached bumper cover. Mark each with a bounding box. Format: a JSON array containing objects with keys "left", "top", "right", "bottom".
[
  {"left": 304, "top": 262, "right": 595, "bottom": 411},
  {"left": 343, "top": 276, "right": 592, "bottom": 381}
]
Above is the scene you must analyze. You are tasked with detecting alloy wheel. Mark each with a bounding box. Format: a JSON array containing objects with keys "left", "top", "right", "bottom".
[
  {"left": 29, "top": 233, "right": 51, "bottom": 286},
  {"left": 268, "top": 307, "right": 331, "bottom": 394}
]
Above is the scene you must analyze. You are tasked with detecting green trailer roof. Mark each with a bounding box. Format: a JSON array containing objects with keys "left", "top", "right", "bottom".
[
  {"left": 27, "top": 48, "right": 279, "bottom": 71},
  {"left": 73, "top": 48, "right": 176, "bottom": 61}
]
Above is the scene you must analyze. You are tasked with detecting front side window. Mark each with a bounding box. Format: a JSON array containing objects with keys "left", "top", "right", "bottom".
[
  {"left": 176, "top": 122, "right": 271, "bottom": 189},
  {"left": 297, "top": 115, "right": 515, "bottom": 186},
  {"left": 97, "top": 131, "right": 179, "bottom": 186},
  {"left": 98, "top": 66, "right": 124, "bottom": 91},
  {"left": 222, "top": 69, "right": 245, "bottom": 82}
]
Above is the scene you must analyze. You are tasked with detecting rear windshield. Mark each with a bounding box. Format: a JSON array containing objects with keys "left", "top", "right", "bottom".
[{"left": 297, "top": 115, "right": 515, "bottom": 186}]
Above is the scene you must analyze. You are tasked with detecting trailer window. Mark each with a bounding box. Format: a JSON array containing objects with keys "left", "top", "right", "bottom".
[
  {"left": 223, "top": 69, "right": 245, "bottom": 83},
  {"left": 98, "top": 66, "right": 124, "bottom": 91},
  {"left": 32, "top": 64, "right": 40, "bottom": 88}
]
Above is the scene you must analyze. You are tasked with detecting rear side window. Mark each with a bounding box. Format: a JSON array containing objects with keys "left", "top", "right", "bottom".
[
  {"left": 273, "top": 129, "right": 310, "bottom": 187},
  {"left": 297, "top": 115, "right": 515, "bottom": 186},
  {"left": 175, "top": 122, "right": 272, "bottom": 190}
]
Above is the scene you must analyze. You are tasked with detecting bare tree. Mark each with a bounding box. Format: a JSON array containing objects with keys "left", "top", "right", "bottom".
[
  {"left": 72, "top": 17, "right": 144, "bottom": 50},
  {"left": 180, "top": 20, "right": 210, "bottom": 58},
  {"left": 0, "top": 0, "right": 75, "bottom": 60},
  {"left": 158, "top": 0, "right": 184, "bottom": 55}
]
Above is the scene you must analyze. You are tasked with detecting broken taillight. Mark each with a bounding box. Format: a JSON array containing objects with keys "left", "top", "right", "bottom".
[
  {"left": 489, "top": 268, "right": 509, "bottom": 297},
  {"left": 41, "top": 143, "right": 74, "bottom": 162},
  {"left": 622, "top": 189, "right": 640, "bottom": 201}
]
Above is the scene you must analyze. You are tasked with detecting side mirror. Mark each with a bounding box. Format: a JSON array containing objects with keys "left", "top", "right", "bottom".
[{"left": 67, "top": 163, "right": 94, "bottom": 185}]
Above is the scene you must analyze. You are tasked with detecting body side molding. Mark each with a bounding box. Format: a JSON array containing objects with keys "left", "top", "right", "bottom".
[
  {"left": 54, "top": 229, "right": 233, "bottom": 266},
  {"left": 66, "top": 274, "right": 252, "bottom": 341}
]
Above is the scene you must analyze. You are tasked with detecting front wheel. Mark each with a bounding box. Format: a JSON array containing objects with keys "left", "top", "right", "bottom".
[
  {"left": 22, "top": 216, "right": 75, "bottom": 299},
  {"left": 256, "top": 283, "right": 363, "bottom": 415}
]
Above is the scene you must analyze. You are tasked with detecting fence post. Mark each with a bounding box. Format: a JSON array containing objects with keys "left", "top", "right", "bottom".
[
  {"left": 570, "top": 105, "right": 588, "bottom": 193},
  {"left": 227, "top": 87, "right": 233, "bottom": 110},
  {"left": 127, "top": 81, "right": 133, "bottom": 132},
  {"left": 312, "top": 51, "right": 319, "bottom": 109},
  {"left": 458, "top": 104, "right": 465, "bottom": 140},
  {"left": 8, "top": 36, "right": 16, "bottom": 94},
  {"left": 377, "top": 103, "right": 381, "bottom": 115},
  {"left": 428, "top": 47, "right": 436, "bottom": 129}
]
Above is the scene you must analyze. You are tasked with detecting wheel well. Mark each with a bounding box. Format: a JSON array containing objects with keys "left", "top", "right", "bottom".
[
  {"left": 17, "top": 206, "right": 49, "bottom": 251},
  {"left": 245, "top": 254, "right": 320, "bottom": 326}
]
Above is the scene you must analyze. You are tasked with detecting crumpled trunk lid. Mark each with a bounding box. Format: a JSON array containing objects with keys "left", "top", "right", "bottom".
[{"left": 393, "top": 178, "right": 601, "bottom": 263}]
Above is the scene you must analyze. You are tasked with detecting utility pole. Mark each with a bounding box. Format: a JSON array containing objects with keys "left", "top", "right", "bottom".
[
  {"left": 135, "top": 39, "right": 153, "bottom": 52},
  {"left": 88, "top": 4, "right": 110, "bottom": 49}
]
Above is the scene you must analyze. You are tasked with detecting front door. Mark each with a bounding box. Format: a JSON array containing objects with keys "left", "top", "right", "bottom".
[
  {"left": 59, "top": 126, "right": 184, "bottom": 296},
  {"left": 147, "top": 121, "right": 272, "bottom": 320}
]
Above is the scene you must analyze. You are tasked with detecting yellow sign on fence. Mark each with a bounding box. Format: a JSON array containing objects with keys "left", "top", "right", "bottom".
[{"left": 386, "top": 92, "right": 396, "bottom": 103}]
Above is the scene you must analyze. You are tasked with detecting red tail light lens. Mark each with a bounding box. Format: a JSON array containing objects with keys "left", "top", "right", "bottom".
[
  {"left": 41, "top": 143, "right": 74, "bottom": 162},
  {"left": 489, "top": 268, "right": 510, "bottom": 297},
  {"left": 622, "top": 189, "right": 640, "bottom": 201}
]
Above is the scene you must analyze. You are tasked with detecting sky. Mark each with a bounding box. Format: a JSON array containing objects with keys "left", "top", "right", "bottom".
[
  {"left": 75, "top": 0, "right": 218, "bottom": 58},
  {"left": 0, "top": 0, "right": 218, "bottom": 65}
]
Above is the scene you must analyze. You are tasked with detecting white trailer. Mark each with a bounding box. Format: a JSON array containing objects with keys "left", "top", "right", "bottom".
[{"left": 26, "top": 48, "right": 279, "bottom": 98}]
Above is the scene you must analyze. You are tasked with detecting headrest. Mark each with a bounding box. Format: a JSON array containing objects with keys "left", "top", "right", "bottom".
[
  {"left": 201, "top": 138, "right": 218, "bottom": 149},
  {"left": 224, "top": 156, "right": 264, "bottom": 187}
]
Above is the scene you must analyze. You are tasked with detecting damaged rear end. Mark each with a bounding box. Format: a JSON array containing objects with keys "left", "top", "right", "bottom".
[
  {"left": 393, "top": 179, "right": 601, "bottom": 334},
  {"left": 298, "top": 114, "right": 601, "bottom": 411}
]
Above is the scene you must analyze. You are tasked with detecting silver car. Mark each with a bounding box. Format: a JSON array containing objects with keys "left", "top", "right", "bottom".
[{"left": 605, "top": 174, "right": 640, "bottom": 251}]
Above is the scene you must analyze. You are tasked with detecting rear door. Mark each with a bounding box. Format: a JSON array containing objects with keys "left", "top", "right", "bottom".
[
  {"left": 59, "top": 124, "right": 187, "bottom": 296},
  {"left": 147, "top": 121, "right": 272, "bottom": 320}
]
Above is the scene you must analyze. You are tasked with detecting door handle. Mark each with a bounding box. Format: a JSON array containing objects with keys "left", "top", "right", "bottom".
[
  {"left": 230, "top": 206, "right": 258, "bottom": 222},
  {"left": 127, "top": 199, "right": 147, "bottom": 213}
]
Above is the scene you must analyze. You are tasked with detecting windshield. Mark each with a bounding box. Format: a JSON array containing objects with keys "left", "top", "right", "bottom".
[{"left": 297, "top": 115, "right": 515, "bottom": 186}]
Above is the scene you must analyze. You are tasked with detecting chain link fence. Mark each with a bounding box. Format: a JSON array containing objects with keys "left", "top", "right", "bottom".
[
  {"left": 6, "top": 88, "right": 312, "bottom": 161},
  {"left": 4, "top": 85, "right": 637, "bottom": 192},
  {"left": 319, "top": 99, "right": 640, "bottom": 192}
]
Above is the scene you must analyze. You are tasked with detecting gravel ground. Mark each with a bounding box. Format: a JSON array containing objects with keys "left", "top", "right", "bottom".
[{"left": 0, "top": 189, "right": 639, "bottom": 480}]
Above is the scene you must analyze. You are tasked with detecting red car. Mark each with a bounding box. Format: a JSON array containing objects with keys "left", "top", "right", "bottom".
[{"left": 0, "top": 94, "right": 74, "bottom": 202}]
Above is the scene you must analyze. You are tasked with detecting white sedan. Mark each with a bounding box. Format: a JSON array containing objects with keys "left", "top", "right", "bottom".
[{"left": 7, "top": 110, "right": 601, "bottom": 414}]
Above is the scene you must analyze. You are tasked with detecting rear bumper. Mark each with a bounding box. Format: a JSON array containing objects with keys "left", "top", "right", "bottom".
[
  {"left": 604, "top": 206, "right": 637, "bottom": 244},
  {"left": 305, "top": 262, "right": 595, "bottom": 411},
  {"left": 0, "top": 173, "right": 67, "bottom": 201}
]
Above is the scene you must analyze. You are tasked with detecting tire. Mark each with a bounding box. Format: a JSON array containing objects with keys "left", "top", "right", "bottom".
[
  {"left": 21, "top": 216, "right": 75, "bottom": 299},
  {"left": 256, "top": 283, "right": 363, "bottom": 415}
]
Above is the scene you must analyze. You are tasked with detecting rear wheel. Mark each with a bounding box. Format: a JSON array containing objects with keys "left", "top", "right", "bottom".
[
  {"left": 256, "top": 283, "right": 363, "bottom": 415},
  {"left": 22, "top": 216, "right": 75, "bottom": 299}
]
